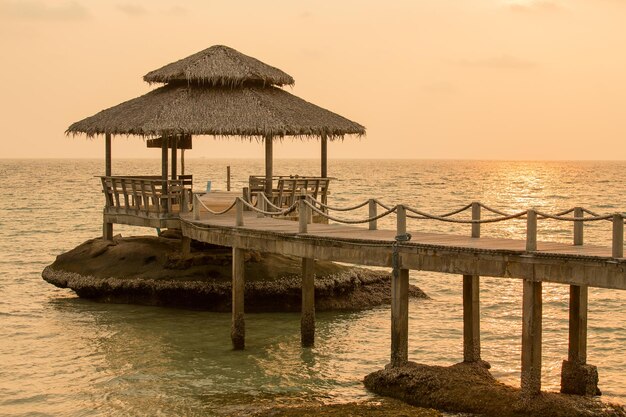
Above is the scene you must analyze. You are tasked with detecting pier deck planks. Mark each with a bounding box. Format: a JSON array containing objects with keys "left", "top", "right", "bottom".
[{"left": 181, "top": 212, "right": 625, "bottom": 290}]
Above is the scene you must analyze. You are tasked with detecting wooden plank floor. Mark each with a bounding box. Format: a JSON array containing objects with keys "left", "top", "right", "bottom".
[{"left": 184, "top": 212, "right": 621, "bottom": 260}]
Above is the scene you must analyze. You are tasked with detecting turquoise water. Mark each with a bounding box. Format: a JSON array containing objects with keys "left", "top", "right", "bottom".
[{"left": 0, "top": 159, "right": 624, "bottom": 416}]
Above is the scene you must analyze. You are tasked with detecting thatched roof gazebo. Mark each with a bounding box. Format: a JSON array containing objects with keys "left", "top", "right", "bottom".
[{"left": 68, "top": 45, "right": 365, "bottom": 195}]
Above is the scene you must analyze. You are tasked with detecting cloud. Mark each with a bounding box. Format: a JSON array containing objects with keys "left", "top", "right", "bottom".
[
  {"left": 0, "top": 0, "right": 89, "bottom": 20},
  {"left": 116, "top": 3, "right": 148, "bottom": 17},
  {"left": 507, "top": 1, "right": 562, "bottom": 13},
  {"left": 451, "top": 54, "right": 537, "bottom": 70}
]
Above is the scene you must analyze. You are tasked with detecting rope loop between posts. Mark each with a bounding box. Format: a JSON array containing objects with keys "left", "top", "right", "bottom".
[
  {"left": 240, "top": 197, "right": 299, "bottom": 217},
  {"left": 195, "top": 197, "right": 237, "bottom": 215},
  {"left": 309, "top": 198, "right": 370, "bottom": 212},
  {"left": 257, "top": 192, "right": 284, "bottom": 212},
  {"left": 304, "top": 200, "right": 398, "bottom": 224}
]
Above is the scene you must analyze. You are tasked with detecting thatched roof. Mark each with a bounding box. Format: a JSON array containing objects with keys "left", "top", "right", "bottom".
[
  {"left": 66, "top": 84, "right": 365, "bottom": 139},
  {"left": 144, "top": 45, "right": 295, "bottom": 87}
]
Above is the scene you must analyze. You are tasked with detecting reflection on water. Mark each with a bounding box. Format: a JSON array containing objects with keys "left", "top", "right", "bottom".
[{"left": 0, "top": 159, "right": 624, "bottom": 415}]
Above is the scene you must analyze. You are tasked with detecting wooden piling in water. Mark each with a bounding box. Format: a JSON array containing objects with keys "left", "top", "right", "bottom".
[
  {"left": 463, "top": 203, "right": 481, "bottom": 362},
  {"left": 181, "top": 236, "right": 191, "bottom": 256},
  {"left": 231, "top": 247, "right": 245, "bottom": 350},
  {"left": 521, "top": 279, "right": 542, "bottom": 396},
  {"left": 391, "top": 205, "right": 409, "bottom": 366},
  {"left": 463, "top": 275, "right": 481, "bottom": 362},
  {"left": 301, "top": 257, "right": 315, "bottom": 347}
]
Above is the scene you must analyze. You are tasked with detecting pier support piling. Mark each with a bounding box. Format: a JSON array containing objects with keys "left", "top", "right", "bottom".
[
  {"left": 561, "top": 284, "right": 600, "bottom": 396},
  {"left": 103, "top": 219, "right": 113, "bottom": 241},
  {"left": 181, "top": 235, "right": 191, "bottom": 256},
  {"left": 231, "top": 247, "right": 245, "bottom": 350},
  {"left": 463, "top": 274, "right": 481, "bottom": 362},
  {"left": 521, "top": 279, "right": 542, "bottom": 396},
  {"left": 391, "top": 205, "right": 409, "bottom": 367},
  {"left": 301, "top": 257, "right": 315, "bottom": 347}
]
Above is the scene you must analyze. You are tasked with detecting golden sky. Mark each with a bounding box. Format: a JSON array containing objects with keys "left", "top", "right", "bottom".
[{"left": 1, "top": 0, "right": 624, "bottom": 160}]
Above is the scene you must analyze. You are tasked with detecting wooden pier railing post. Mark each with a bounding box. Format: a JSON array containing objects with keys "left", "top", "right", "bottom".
[
  {"left": 301, "top": 257, "right": 315, "bottom": 347},
  {"left": 231, "top": 247, "right": 245, "bottom": 350},
  {"left": 391, "top": 205, "right": 409, "bottom": 367},
  {"left": 471, "top": 202, "right": 481, "bottom": 238},
  {"left": 256, "top": 192, "right": 265, "bottom": 218},
  {"left": 369, "top": 199, "right": 377, "bottom": 230},
  {"left": 573, "top": 207, "right": 583, "bottom": 246},
  {"left": 236, "top": 198, "right": 244, "bottom": 227},
  {"left": 227, "top": 165, "right": 231, "bottom": 191},
  {"left": 526, "top": 209, "right": 537, "bottom": 252},
  {"left": 299, "top": 193, "right": 309, "bottom": 234},
  {"left": 193, "top": 194, "right": 201, "bottom": 220},
  {"left": 521, "top": 279, "right": 543, "bottom": 396},
  {"left": 613, "top": 213, "right": 624, "bottom": 258},
  {"left": 181, "top": 188, "right": 189, "bottom": 214}
]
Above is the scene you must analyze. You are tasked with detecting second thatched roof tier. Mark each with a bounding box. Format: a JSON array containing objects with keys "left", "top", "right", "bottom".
[
  {"left": 67, "top": 84, "right": 365, "bottom": 139},
  {"left": 143, "top": 45, "right": 295, "bottom": 87}
]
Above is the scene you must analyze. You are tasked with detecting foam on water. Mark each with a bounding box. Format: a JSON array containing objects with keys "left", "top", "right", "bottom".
[{"left": 0, "top": 159, "right": 624, "bottom": 416}]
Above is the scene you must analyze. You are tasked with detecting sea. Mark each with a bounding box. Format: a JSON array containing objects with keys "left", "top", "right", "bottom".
[{"left": 0, "top": 159, "right": 624, "bottom": 416}]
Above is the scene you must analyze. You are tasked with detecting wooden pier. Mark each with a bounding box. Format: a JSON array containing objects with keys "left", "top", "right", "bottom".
[
  {"left": 102, "top": 190, "right": 625, "bottom": 398},
  {"left": 183, "top": 195, "right": 624, "bottom": 397}
]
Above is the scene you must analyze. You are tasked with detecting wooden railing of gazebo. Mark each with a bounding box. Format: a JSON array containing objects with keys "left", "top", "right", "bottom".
[{"left": 100, "top": 176, "right": 190, "bottom": 217}]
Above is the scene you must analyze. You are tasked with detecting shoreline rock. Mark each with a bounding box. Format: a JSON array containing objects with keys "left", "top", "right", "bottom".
[
  {"left": 43, "top": 235, "right": 428, "bottom": 312},
  {"left": 364, "top": 361, "right": 626, "bottom": 417}
]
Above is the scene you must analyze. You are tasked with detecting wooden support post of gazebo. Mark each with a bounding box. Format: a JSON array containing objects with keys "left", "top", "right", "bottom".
[
  {"left": 264, "top": 135, "right": 273, "bottom": 197},
  {"left": 161, "top": 136, "right": 169, "bottom": 214},
  {"left": 321, "top": 134, "right": 328, "bottom": 178},
  {"left": 103, "top": 133, "right": 113, "bottom": 241},
  {"left": 171, "top": 136, "right": 177, "bottom": 180}
]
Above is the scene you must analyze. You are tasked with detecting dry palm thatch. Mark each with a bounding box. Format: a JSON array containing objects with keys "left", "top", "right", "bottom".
[
  {"left": 143, "top": 45, "right": 295, "bottom": 87},
  {"left": 66, "top": 84, "right": 365, "bottom": 139}
]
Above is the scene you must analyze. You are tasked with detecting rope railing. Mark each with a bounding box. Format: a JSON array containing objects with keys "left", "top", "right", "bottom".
[
  {"left": 404, "top": 206, "right": 528, "bottom": 224},
  {"left": 240, "top": 197, "right": 299, "bottom": 217},
  {"left": 308, "top": 199, "right": 372, "bottom": 212},
  {"left": 305, "top": 199, "right": 398, "bottom": 225},
  {"left": 193, "top": 195, "right": 237, "bottom": 216},
  {"left": 189, "top": 193, "right": 625, "bottom": 259}
]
